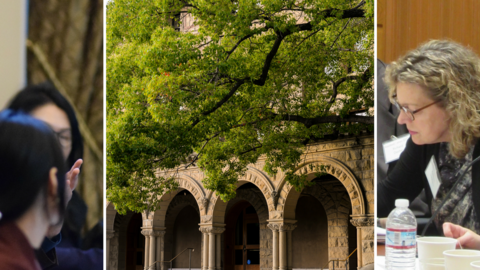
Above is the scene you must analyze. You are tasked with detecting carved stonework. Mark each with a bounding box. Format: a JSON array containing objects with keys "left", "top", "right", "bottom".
[
  {"left": 211, "top": 227, "right": 226, "bottom": 234},
  {"left": 199, "top": 226, "right": 225, "bottom": 234},
  {"left": 267, "top": 223, "right": 281, "bottom": 231},
  {"left": 201, "top": 215, "right": 213, "bottom": 223},
  {"left": 153, "top": 230, "right": 166, "bottom": 238},
  {"left": 271, "top": 190, "right": 278, "bottom": 209},
  {"left": 350, "top": 217, "right": 374, "bottom": 227},
  {"left": 279, "top": 224, "right": 297, "bottom": 232},
  {"left": 201, "top": 197, "right": 209, "bottom": 210},
  {"left": 141, "top": 229, "right": 153, "bottom": 236}
]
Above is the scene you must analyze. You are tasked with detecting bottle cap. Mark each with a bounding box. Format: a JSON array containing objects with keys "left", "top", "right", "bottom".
[{"left": 395, "top": 199, "right": 409, "bottom": 207}]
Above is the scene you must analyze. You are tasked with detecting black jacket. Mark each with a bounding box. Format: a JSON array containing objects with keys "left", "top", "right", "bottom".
[{"left": 378, "top": 138, "right": 480, "bottom": 227}]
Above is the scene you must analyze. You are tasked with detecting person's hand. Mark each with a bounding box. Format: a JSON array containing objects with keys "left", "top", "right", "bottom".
[
  {"left": 64, "top": 159, "right": 83, "bottom": 204},
  {"left": 46, "top": 159, "right": 83, "bottom": 239},
  {"left": 443, "top": 222, "right": 480, "bottom": 250}
]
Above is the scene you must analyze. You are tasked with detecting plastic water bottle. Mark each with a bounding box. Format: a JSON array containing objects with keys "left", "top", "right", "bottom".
[{"left": 385, "top": 199, "right": 417, "bottom": 270}]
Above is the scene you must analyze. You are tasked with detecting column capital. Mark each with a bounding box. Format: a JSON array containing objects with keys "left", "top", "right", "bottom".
[
  {"left": 350, "top": 216, "right": 374, "bottom": 227},
  {"left": 267, "top": 220, "right": 297, "bottom": 232},
  {"left": 199, "top": 226, "right": 225, "bottom": 234},
  {"left": 153, "top": 230, "right": 166, "bottom": 237},
  {"left": 141, "top": 229, "right": 154, "bottom": 236},
  {"left": 279, "top": 224, "right": 297, "bottom": 232},
  {"left": 267, "top": 223, "right": 281, "bottom": 231}
]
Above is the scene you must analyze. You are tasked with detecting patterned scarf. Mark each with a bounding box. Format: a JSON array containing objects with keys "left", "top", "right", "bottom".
[{"left": 432, "top": 143, "right": 480, "bottom": 234}]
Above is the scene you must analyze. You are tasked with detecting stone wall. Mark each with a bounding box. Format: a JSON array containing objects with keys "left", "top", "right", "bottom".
[{"left": 107, "top": 135, "right": 375, "bottom": 270}]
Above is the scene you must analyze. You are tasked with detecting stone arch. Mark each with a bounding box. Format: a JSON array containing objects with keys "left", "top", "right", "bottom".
[
  {"left": 164, "top": 191, "right": 201, "bottom": 264},
  {"left": 205, "top": 168, "right": 274, "bottom": 224},
  {"left": 224, "top": 188, "right": 269, "bottom": 223},
  {"left": 148, "top": 174, "right": 206, "bottom": 228},
  {"left": 292, "top": 175, "right": 354, "bottom": 270},
  {"left": 223, "top": 186, "right": 271, "bottom": 270},
  {"left": 279, "top": 156, "right": 365, "bottom": 220},
  {"left": 111, "top": 210, "right": 138, "bottom": 270}
]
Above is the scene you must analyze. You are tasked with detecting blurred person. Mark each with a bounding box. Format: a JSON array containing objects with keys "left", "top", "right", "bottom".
[
  {"left": 7, "top": 83, "right": 102, "bottom": 270},
  {"left": 0, "top": 110, "right": 67, "bottom": 270},
  {"left": 378, "top": 40, "right": 480, "bottom": 234}
]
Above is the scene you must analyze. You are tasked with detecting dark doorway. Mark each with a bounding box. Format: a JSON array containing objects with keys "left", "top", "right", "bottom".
[
  {"left": 126, "top": 213, "right": 144, "bottom": 270},
  {"left": 225, "top": 201, "right": 260, "bottom": 270}
]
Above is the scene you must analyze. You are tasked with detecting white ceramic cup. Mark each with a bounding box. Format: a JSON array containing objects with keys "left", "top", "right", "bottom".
[
  {"left": 419, "top": 258, "right": 445, "bottom": 270},
  {"left": 443, "top": 249, "right": 480, "bottom": 270},
  {"left": 417, "top": 237, "right": 457, "bottom": 260},
  {"left": 471, "top": 260, "right": 480, "bottom": 269}
]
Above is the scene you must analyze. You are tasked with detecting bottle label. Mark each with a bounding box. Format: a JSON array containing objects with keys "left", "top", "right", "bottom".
[{"left": 386, "top": 228, "right": 416, "bottom": 249}]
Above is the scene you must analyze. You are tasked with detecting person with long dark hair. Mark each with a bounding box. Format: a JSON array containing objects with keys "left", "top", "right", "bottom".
[
  {"left": 7, "top": 83, "right": 102, "bottom": 270},
  {"left": 0, "top": 110, "right": 67, "bottom": 270}
]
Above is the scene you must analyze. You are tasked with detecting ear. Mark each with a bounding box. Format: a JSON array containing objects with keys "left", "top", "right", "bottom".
[
  {"left": 47, "top": 167, "right": 60, "bottom": 225},
  {"left": 48, "top": 167, "right": 58, "bottom": 199}
]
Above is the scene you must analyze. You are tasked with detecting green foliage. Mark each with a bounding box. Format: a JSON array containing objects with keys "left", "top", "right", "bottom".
[{"left": 107, "top": 0, "right": 373, "bottom": 214}]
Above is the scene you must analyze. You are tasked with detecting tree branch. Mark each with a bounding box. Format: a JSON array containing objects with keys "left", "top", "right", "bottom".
[
  {"left": 329, "top": 75, "right": 359, "bottom": 103},
  {"left": 191, "top": 80, "right": 245, "bottom": 127},
  {"left": 239, "top": 144, "right": 263, "bottom": 155},
  {"left": 252, "top": 31, "right": 284, "bottom": 86},
  {"left": 330, "top": 18, "right": 351, "bottom": 48}
]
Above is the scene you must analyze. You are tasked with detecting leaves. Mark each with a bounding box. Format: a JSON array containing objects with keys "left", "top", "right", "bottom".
[{"left": 107, "top": 0, "right": 373, "bottom": 214}]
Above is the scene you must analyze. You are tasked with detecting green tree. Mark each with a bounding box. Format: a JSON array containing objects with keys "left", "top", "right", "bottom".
[{"left": 107, "top": 0, "right": 374, "bottom": 214}]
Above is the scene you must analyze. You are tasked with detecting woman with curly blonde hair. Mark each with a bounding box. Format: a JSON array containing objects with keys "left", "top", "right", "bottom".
[{"left": 378, "top": 40, "right": 480, "bottom": 243}]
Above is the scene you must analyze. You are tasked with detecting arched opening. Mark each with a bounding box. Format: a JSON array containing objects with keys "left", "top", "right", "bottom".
[
  {"left": 225, "top": 200, "right": 260, "bottom": 270},
  {"left": 126, "top": 213, "right": 144, "bottom": 270},
  {"left": 291, "top": 174, "right": 357, "bottom": 270},
  {"left": 292, "top": 194, "right": 328, "bottom": 267},
  {"left": 164, "top": 190, "right": 201, "bottom": 268}
]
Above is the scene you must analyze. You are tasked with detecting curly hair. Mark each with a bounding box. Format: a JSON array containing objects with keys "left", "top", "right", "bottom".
[{"left": 385, "top": 40, "right": 480, "bottom": 159}]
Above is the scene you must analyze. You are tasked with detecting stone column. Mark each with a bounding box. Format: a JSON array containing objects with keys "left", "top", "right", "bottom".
[
  {"left": 199, "top": 227, "right": 210, "bottom": 270},
  {"left": 142, "top": 229, "right": 151, "bottom": 270},
  {"left": 150, "top": 233, "right": 156, "bottom": 269},
  {"left": 208, "top": 231, "right": 215, "bottom": 270},
  {"left": 279, "top": 229, "right": 287, "bottom": 270},
  {"left": 267, "top": 224, "right": 280, "bottom": 270},
  {"left": 287, "top": 230, "right": 293, "bottom": 270},
  {"left": 154, "top": 230, "right": 166, "bottom": 270},
  {"left": 278, "top": 224, "right": 296, "bottom": 270},
  {"left": 213, "top": 227, "right": 225, "bottom": 270},
  {"left": 350, "top": 216, "right": 375, "bottom": 269},
  {"left": 106, "top": 230, "right": 115, "bottom": 270}
]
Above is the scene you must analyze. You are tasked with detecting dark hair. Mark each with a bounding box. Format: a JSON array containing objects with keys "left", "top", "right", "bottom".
[
  {"left": 7, "top": 82, "right": 83, "bottom": 168},
  {"left": 0, "top": 110, "right": 67, "bottom": 223}
]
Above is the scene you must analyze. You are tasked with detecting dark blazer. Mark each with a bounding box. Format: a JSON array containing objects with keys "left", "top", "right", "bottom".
[
  {"left": 376, "top": 59, "right": 408, "bottom": 181},
  {"left": 378, "top": 138, "right": 480, "bottom": 230}
]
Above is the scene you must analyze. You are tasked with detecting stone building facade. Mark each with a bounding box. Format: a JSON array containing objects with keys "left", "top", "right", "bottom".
[{"left": 106, "top": 134, "right": 374, "bottom": 270}]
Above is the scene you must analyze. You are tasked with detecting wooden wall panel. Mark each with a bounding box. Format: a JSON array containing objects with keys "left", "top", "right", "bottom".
[{"left": 377, "top": 0, "right": 480, "bottom": 63}]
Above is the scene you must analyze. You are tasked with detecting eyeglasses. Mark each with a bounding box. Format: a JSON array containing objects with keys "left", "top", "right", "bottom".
[
  {"left": 41, "top": 121, "right": 72, "bottom": 149},
  {"left": 53, "top": 129, "right": 72, "bottom": 148},
  {"left": 392, "top": 94, "right": 441, "bottom": 121}
]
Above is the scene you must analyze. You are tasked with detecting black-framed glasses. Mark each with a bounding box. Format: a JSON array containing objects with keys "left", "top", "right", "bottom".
[
  {"left": 53, "top": 128, "right": 72, "bottom": 148},
  {"left": 392, "top": 94, "right": 441, "bottom": 121}
]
